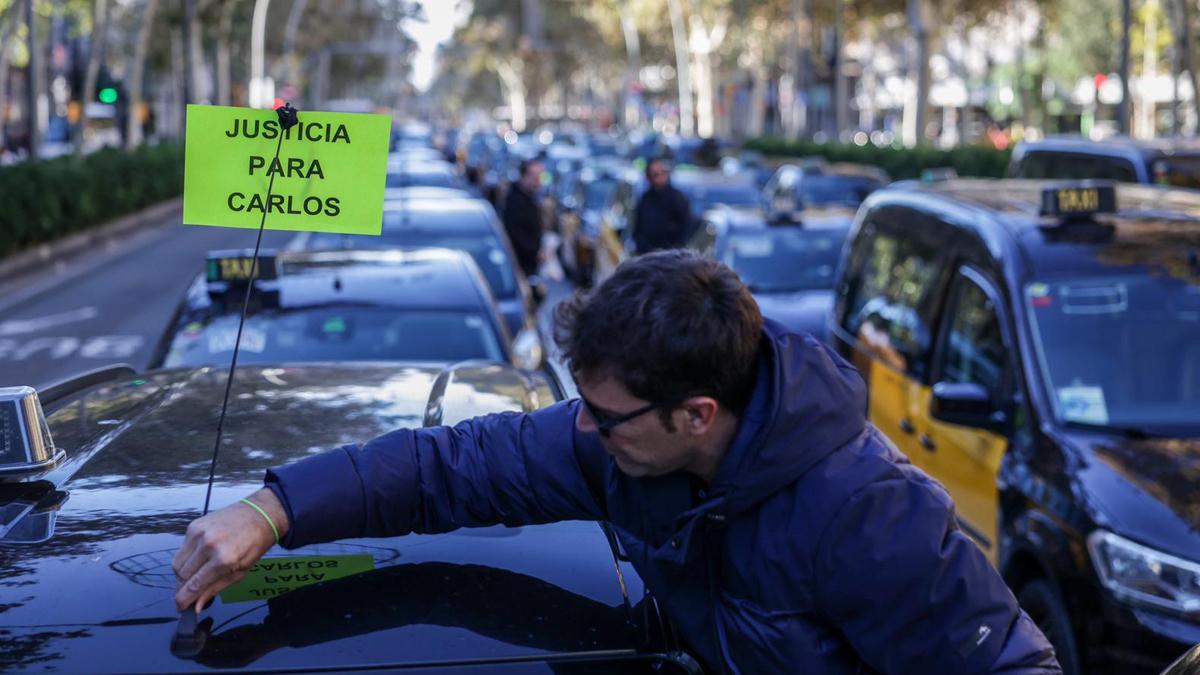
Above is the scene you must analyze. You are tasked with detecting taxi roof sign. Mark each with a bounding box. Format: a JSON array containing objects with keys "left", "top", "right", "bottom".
[
  {"left": 1040, "top": 183, "right": 1117, "bottom": 219},
  {"left": 206, "top": 249, "right": 279, "bottom": 284}
]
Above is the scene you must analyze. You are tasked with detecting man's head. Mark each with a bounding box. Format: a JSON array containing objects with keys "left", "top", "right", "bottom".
[
  {"left": 518, "top": 159, "right": 543, "bottom": 192},
  {"left": 646, "top": 159, "right": 671, "bottom": 190},
  {"left": 554, "top": 250, "right": 763, "bottom": 479}
]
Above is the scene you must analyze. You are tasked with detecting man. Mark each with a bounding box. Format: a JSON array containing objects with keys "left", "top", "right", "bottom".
[
  {"left": 501, "top": 158, "right": 545, "bottom": 278},
  {"left": 175, "top": 251, "right": 1060, "bottom": 674},
  {"left": 632, "top": 159, "right": 692, "bottom": 253}
]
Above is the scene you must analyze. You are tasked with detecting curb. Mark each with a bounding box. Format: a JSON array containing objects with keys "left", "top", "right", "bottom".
[{"left": 0, "top": 197, "right": 183, "bottom": 286}]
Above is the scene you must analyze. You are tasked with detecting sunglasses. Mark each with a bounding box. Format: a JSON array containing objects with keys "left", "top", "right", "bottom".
[{"left": 580, "top": 395, "right": 666, "bottom": 437}]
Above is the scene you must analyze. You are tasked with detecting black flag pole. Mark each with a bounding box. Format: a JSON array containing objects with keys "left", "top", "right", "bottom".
[{"left": 200, "top": 101, "right": 300, "bottom": 517}]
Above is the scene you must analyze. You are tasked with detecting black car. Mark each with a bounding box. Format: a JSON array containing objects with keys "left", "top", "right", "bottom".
[
  {"left": 1009, "top": 136, "right": 1200, "bottom": 189},
  {"left": 689, "top": 204, "right": 851, "bottom": 342},
  {"left": 288, "top": 190, "right": 539, "bottom": 340},
  {"left": 385, "top": 157, "right": 471, "bottom": 193},
  {"left": 149, "top": 248, "right": 543, "bottom": 370},
  {"left": 830, "top": 180, "right": 1200, "bottom": 674},
  {"left": 761, "top": 161, "right": 889, "bottom": 215},
  {"left": 0, "top": 363, "right": 701, "bottom": 672}
]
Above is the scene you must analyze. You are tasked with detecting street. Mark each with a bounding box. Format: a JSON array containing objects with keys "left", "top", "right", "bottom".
[{"left": 0, "top": 219, "right": 293, "bottom": 388}]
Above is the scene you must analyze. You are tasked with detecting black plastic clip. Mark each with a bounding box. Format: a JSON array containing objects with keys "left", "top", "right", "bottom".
[{"left": 275, "top": 101, "right": 299, "bottom": 131}]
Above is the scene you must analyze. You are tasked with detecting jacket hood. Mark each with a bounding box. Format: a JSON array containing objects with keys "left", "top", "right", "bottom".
[{"left": 714, "top": 318, "right": 868, "bottom": 517}]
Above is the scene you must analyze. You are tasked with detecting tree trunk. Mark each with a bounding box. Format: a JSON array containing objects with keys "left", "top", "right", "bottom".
[
  {"left": 76, "top": 0, "right": 109, "bottom": 154},
  {"left": 833, "top": 0, "right": 847, "bottom": 140},
  {"left": 216, "top": 0, "right": 236, "bottom": 106},
  {"left": 618, "top": 4, "right": 640, "bottom": 129},
  {"left": 188, "top": 5, "right": 208, "bottom": 104},
  {"left": 1175, "top": 0, "right": 1199, "bottom": 133},
  {"left": 0, "top": 0, "right": 27, "bottom": 153},
  {"left": 746, "top": 42, "right": 768, "bottom": 138},
  {"left": 667, "top": 0, "right": 693, "bottom": 136},
  {"left": 903, "top": 0, "right": 932, "bottom": 146},
  {"left": 1117, "top": 0, "right": 1132, "bottom": 135},
  {"left": 687, "top": 3, "right": 726, "bottom": 139},
  {"left": 496, "top": 58, "right": 526, "bottom": 132},
  {"left": 126, "top": 0, "right": 159, "bottom": 149}
]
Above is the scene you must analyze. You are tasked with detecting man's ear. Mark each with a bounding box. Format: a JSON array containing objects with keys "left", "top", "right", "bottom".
[{"left": 681, "top": 396, "right": 720, "bottom": 434}]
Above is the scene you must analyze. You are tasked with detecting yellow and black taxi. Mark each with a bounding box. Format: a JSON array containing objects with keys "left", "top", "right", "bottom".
[
  {"left": 149, "top": 248, "right": 544, "bottom": 371},
  {"left": 830, "top": 180, "right": 1200, "bottom": 674},
  {"left": 0, "top": 361, "right": 701, "bottom": 672}
]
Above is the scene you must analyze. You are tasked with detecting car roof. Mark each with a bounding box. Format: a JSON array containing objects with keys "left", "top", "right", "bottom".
[
  {"left": 0, "top": 363, "right": 666, "bottom": 672},
  {"left": 872, "top": 179, "right": 1200, "bottom": 279},
  {"left": 198, "top": 249, "right": 493, "bottom": 313},
  {"left": 1017, "top": 135, "right": 1200, "bottom": 158},
  {"left": 380, "top": 197, "right": 497, "bottom": 233}
]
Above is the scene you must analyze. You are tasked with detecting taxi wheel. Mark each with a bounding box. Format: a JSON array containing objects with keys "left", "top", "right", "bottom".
[{"left": 1019, "top": 579, "right": 1081, "bottom": 675}]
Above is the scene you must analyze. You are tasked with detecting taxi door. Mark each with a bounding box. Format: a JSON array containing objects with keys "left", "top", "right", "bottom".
[
  {"left": 833, "top": 221, "right": 946, "bottom": 475},
  {"left": 915, "top": 266, "right": 1013, "bottom": 564}
]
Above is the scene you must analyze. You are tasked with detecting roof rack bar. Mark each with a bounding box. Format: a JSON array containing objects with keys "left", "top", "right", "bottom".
[{"left": 39, "top": 364, "right": 136, "bottom": 408}]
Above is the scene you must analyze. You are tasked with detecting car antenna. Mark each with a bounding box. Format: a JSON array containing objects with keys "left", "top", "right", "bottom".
[{"left": 201, "top": 100, "right": 299, "bottom": 517}]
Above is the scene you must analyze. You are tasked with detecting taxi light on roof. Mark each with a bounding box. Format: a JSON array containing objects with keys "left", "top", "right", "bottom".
[
  {"left": 1040, "top": 184, "right": 1117, "bottom": 219},
  {"left": 206, "top": 249, "right": 279, "bottom": 284},
  {"left": 0, "top": 387, "right": 64, "bottom": 477}
]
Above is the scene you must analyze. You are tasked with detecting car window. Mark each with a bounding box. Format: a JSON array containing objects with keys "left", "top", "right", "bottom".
[
  {"left": 1150, "top": 156, "right": 1200, "bottom": 189},
  {"left": 301, "top": 229, "right": 519, "bottom": 300},
  {"left": 937, "top": 275, "right": 1007, "bottom": 398},
  {"left": 162, "top": 308, "right": 505, "bottom": 367},
  {"left": 721, "top": 227, "right": 847, "bottom": 293},
  {"left": 1025, "top": 274, "right": 1200, "bottom": 435},
  {"left": 1019, "top": 152, "right": 1138, "bottom": 183},
  {"left": 842, "top": 225, "right": 941, "bottom": 377}
]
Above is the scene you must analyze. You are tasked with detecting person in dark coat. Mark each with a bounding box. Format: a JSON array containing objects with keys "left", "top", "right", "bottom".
[
  {"left": 632, "top": 159, "right": 692, "bottom": 253},
  {"left": 174, "top": 251, "right": 1061, "bottom": 674},
  {"left": 501, "top": 159, "right": 544, "bottom": 277}
]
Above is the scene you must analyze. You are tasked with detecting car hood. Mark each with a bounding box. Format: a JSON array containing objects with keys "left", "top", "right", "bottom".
[
  {"left": 0, "top": 365, "right": 641, "bottom": 672},
  {"left": 1069, "top": 429, "right": 1200, "bottom": 560},
  {"left": 750, "top": 289, "right": 834, "bottom": 342}
]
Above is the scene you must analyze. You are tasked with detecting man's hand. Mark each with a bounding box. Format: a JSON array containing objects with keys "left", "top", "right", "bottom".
[{"left": 173, "top": 488, "right": 290, "bottom": 612}]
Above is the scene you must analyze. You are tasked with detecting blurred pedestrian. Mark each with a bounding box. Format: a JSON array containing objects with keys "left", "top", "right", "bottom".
[
  {"left": 632, "top": 159, "right": 692, "bottom": 254},
  {"left": 501, "top": 159, "right": 545, "bottom": 278}
]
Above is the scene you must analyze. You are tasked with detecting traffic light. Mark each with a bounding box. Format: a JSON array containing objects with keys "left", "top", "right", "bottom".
[{"left": 98, "top": 87, "right": 118, "bottom": 104}]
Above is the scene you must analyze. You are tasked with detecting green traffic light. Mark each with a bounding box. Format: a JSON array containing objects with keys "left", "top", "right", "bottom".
[{"left": 98, "top": 87, "right": 118, "bottom": 104}]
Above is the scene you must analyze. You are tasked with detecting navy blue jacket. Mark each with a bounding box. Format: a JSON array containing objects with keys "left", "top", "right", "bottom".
[{"left": 266, "top": 320, "right": 1060, "bottom": 674}]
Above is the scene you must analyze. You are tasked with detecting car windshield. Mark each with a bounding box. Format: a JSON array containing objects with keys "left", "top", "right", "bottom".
[
  {"left": 1151, "top": 155, "right": 1200, "bottom": 189},
  {"left": 797, "top": 175, "right": 882, "bottom": 207},
  {"left": 684, "top": 183, "right": 760, "bottom": 216},
  {"left": 385, "top": 169, "right": 463, "bottom": 189},
  {"left": 1025, "top": 274, "right": 1200, "bottom": 436},
  {"left": 583, "top": 179, "right": 617, "bottom": 211},
  {"left": 720, "top": 227, "right": 847, "bottom": 292},
  {"left": 163, "top": 307, "right": 504, "bottom": 367}
]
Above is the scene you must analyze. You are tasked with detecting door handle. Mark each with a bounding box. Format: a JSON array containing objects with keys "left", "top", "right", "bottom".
[
  {"left": 920, "top": 434, "right": 937, "bottom": 452},
  {"left": 899, "top": 419, "right": 915, "bottom": 435}
]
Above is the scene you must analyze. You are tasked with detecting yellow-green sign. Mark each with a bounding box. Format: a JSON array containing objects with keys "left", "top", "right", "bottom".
[
  {"left": 219, "top": 554, "right": 376, "bottom": 603},
  {"left": 183, "top": 104, "right": 390, "bottom": 235}
]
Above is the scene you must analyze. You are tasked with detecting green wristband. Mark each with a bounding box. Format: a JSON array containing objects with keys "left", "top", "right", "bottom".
[{"left": 241, "top": 497, "right": 280, "bottom": 545}]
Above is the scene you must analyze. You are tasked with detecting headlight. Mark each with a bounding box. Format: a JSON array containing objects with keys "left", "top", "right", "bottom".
[{"left": 1088, "top": 530, "right": 1200, "bottom": 618}]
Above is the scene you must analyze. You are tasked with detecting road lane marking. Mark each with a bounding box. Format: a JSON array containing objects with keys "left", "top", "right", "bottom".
[{"left": 0, "top": 307, "right": 99, "bottom": 336}]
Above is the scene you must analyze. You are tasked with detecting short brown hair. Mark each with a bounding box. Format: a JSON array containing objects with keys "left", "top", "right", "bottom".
[{"left": 554, "top": 250, "right": 763, "bottom": 417}]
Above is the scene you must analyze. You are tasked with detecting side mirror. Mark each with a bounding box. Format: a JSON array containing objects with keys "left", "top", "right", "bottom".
[
  {"left": 512, "top": 328, "right": 544, "bottom": 371},
  {"left": 930, "top": 381, "right": 1007, "bottom": 432}
]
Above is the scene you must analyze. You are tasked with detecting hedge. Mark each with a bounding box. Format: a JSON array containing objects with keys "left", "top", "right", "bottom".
[
  {"left": 0, "top": 143, "right": 184, "bottom": 259},
  {"left": 743, "top": 137, "right": 1012, "bottom": 181}
]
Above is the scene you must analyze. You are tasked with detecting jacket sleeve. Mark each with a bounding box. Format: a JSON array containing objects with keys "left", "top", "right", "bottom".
[
  {"left": 264, "top": 400, "right": 610, "bottom": 548},
  {"left": 812, "top": 476, "right": 1061, "bottom": 674}
]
